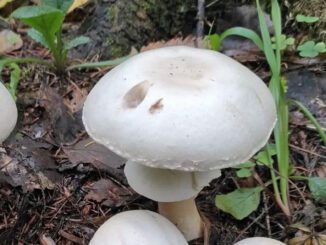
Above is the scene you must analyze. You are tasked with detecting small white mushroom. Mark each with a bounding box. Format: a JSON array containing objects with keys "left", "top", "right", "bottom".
[
  {"left": 0, "top": 82, "right": 17, "bottom": 143},
  {"left": 234, "top": 237, "right": 285, "bottom": 245},
  {"left": 83, "top": 46, "right": 277, "bottom": 241},
  {"left": 89, "top": 210, "right": 188, "bottom": 245}
]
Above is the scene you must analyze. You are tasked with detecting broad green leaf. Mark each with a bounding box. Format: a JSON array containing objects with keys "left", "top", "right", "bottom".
[
  {"left": 308, "top": 177, "right": 326, "bottom": 203},
  {"left": 296, "top": 14, "right": 319, "bottom": 23},
  {"left": 234, "top": 161, "right": 256, "bottom": 169},
  {"left": 27, "top": 29, "right": 49, "bottom": 48},
  {"left": 11, "top": 6, "right": 64, "bottom": 46},
  {"left": 215, "top": 187, "right": 263, "bottom": 220},
  {"left": 297, "top": 41, "right": 326, "bottom": 58},
  {"left": 315, "top": 42, "right": 326, "bottom": 52},
  {"left": 42, "top": 0, "right": 74, "bottom": 13},
  {"left": 236, "top": 168, "right": 252, "bottom": 178},
  {"left": 254, "top": 144, "right": 277, "bottom": 165},
  {"left": 64, "top": 36, "right": 90, "bottom": 50}
]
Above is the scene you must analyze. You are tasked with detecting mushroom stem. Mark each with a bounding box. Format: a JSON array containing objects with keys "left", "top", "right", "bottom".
[{"left": 158, "top": 197, "right": 203, "bottom": 241}]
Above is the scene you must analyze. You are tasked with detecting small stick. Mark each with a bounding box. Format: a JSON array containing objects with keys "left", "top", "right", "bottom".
[
  {"left": 263, "top": 191, "right": 272, "bottom": 237},
  {"left": 196, "top": 0, "right": 205, "bottom": 46}
]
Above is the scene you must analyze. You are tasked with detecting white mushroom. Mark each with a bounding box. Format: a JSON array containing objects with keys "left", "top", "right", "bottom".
[
  {"left": 125, "top": 160, "right": 221, "bottom": 240},
  {"left": 83, "top": 46, "right": 277, "bottom": 241},
  {"left": 89, "top": 210, "right": 188, "bottom": 245},
  {"left": 234, "top": 237, "right": 285, "bottom": 245},
  {"left": 0, "top": 82, "right": 17, "bottom": 143}
]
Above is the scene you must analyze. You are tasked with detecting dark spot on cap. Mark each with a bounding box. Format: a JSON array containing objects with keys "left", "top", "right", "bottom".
[
  {"left": 149, "top": 98, "right": 164, "bottom": 114},
  {"left": 123, "top": 80, "right": 151, "bottom": 109}
]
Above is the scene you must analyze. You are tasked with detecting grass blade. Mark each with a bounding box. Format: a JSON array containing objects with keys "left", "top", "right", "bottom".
[
  {"left": 288, "top": 99, "right": 326, "bottom": 146},
  {"left": 220, "top": 27, "right": 264, "bottom": 50}
]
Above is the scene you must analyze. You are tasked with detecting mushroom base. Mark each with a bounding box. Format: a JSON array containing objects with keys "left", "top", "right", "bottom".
[{"left": 158, "top": 198, "right": 203, "bottom": 241}]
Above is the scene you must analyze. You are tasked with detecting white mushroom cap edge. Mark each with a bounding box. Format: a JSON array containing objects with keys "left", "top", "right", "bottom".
[
  {"left": 0, "top": 82, "right": 17, "bottom": 143},
  {"left": 89, "top": 210, "right": 188, "bottom": 245},
  {"left": 234, "top": 237, "right": 285, "bottom": 245}
]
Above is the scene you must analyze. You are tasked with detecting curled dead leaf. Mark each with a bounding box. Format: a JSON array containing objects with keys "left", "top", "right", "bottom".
[{"left": 0, "top": 30, "right": 23, "bottom": 54}]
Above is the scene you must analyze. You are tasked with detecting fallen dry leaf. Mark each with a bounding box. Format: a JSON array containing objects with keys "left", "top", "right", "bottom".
[
  {"left": 0, "top": 30, "right": 23, "bottom": 54},
  {"left": 141, "top": 35, "right": 205, "bottom": 52},
  {"left": 38, "top": 86, "right": 82, "bottom": 144},
  {"left": 68, "top": 0, "right": 89, "bottom": 13},
  {"left": 64, "top": 83, "right": 88, "bottom": 113},
  {"left": 84, "top": 178, "right": 132, "bottom": 207},
  {"left": 0, "top": 137, "right": 62, "bottom": 191},
  {"left": 39, "top": 234, "right": 56, "bottom": 245},
  {"left": 63, "top": 138, "right": 125, "bottom": 170},
  {"left": 0, "top": 0, "right": 13, "bottom": 8}
]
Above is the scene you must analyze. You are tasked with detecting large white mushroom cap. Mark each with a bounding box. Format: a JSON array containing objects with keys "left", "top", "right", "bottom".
[
  {"left": 234, "top": 237, "right": 285, "bottom": 245},
  {"left": 125, "top": 160, "right": 221, "bottom": 202},
  {"left": 83, "top": 46, "right": 276, "bottom": 171},
  {"left": 0, "top": 82, "right": 17, "bottom": 143},
  {"left": 89, "top": 210, "right": 188, "bottom": 245}
]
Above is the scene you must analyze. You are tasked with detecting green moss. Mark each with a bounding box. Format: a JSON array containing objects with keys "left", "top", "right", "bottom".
[
  {"left": 107, "top": 5, "right": 119, "bottom": 24},
  {"left": 106, "top": 37, "right": 124, "bottom": 58}
]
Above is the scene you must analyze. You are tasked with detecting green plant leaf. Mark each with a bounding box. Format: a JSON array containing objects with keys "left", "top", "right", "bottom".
[
  {"left": 27, "top": 29, "right": 49, "bottom": 48},
  {"left": 296, "top": 14, "right": 319, "bottom": 23},
  {"left": 215, "top": 187, "right": 263, "bottom": 220},
  {"left": 11, "top": 6, "right": 64, "bottom": 46},
  {"left": 271, "top": 35, "right": 295, "bottom": 50},
  {"left": 288, "top": 99, "right": 326, "bottom": 146},
  {"left": 5, "top": 63, "right": 21, "bottom": 100},
  {"left": 315, "top": 42, "right": 326, "bottom": 52},
  {"left": 297, "top": 41, "right": 326, "bottom": 58},
  {"left": 205, "top": 34, "right": 221, "bottom": 51},
  {"left": 286, "top": 37, "right": 295, "bottom": 45},
  {"left": 220, "top": 27, "right": 263, "bottom": 51},
  {"left": 254, "top": 144, "right": 277, "bottom": 165},
  {"left": 236, "top": 168, "right": 252, "bottom": 178},
  {"left": 308, "top": 177, "right": 326, "bottom": 203},
  {"left": 42, "top": 0, "right": 74, "bottom": 13},
  {"left": 64, "top": 36, "right": 90, "bottom": 50},
  {"left": 234, "top": 161, "right": 256, "bottom": 169}
]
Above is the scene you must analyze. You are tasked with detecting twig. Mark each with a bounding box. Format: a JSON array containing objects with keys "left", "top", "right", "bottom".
[
  {"left": 289, "top": 144, "right": 326, "bottom": 160},
  {"left": 233, "top": 211, "right": 266, "bottom": 243},
  {"left": 196, "top": 0, "right": 205, "bottom": 46},
  {"left": 263, "top": 192, "right": 272, "bottom": 237}
]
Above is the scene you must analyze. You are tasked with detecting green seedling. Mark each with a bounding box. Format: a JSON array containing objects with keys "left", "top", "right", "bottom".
[
  {"left": 11, "top": 0, "right": 90, "bottom": 72},
  {"left": 233, "top": 161, "right": 255, "bottom": 178},
  {"left": 297, "top": 41, "right": 326, "bottom": 58},
  {"left": 271, "top": 34, "right": 295, "bottom": 50},
  {"left": 295, "top": 14, "right": 320, "bottom": 24}
]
